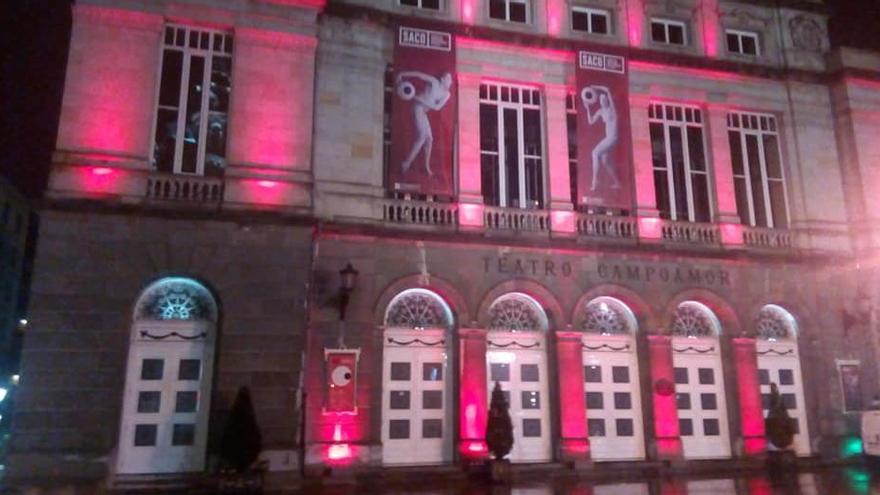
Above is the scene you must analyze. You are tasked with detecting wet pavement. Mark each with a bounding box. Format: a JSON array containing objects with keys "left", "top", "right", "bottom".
[{"left": 303, "top": 465, "right": 880, "bottom": 494}]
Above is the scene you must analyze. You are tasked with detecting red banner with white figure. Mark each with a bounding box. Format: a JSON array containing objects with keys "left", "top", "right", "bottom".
[
  {"left": 389, "top": 24, "right": 456, "bottom": 196},
  {"left": 575, "top": 49, "right": 634, "bottom": 209}
]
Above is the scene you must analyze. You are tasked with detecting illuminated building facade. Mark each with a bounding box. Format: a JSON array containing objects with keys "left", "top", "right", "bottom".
[{"left": 9, "top": 0, "right": 880, "bottom": 490}]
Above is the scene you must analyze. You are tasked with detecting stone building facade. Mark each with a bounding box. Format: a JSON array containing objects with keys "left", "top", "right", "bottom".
[{"left": 8, "top": 0, "right": 880, "bottom": 491}]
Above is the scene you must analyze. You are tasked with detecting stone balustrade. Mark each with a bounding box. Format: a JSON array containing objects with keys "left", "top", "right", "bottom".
[
  {"left": 382, "top": 198, "right": 458, "bottom": 227},
  {"left": 483, "top": 206, "right": 550, "bottom": 233},
  {"left": 146, "top": 174, "right": 225, "bottom": 204},
  {"left": 743, "top": 226, "right": 794, "bottom": 249},
  {"left": 661, "top": 220, "right": 721, "bottom": 245},
  {"left": 577, "top": 213, "right": 638, "bottom": 240}
]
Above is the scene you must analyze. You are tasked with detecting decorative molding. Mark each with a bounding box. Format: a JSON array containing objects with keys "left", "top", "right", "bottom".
[
  {"left": 583, "top": 343, "right": 631, "bottom": 352},
  {"left": 673, "top": 345, "right": 715, "bottom": 354},
  {"left": 140, "top": 330, "right": 207, "bottom": 341},
  {"left": 757, "top": 348, "right": 794, "bottom": 356},
  {"left": 488, "top": 340, "right": 541, "bottom": 349},
  {"left": 386, "top": 337, "right": 445, "bottom": 347},
  {"left": 789, "top": 15, "right": 824, "bottom": 53}
]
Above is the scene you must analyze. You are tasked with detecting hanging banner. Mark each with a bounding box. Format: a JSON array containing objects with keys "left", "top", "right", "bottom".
[
  {"left": 389, "top": 24, "right": 456, "bottom": 196},
  {"left": 324, "top": 349, "right": 360, "bottom": 414},
  {"left": 575, "top": 49, "right": 634, "bottom": 209}
]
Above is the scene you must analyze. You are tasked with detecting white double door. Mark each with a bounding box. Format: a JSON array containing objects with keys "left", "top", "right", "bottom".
[
  {"left": 486, "top": 331, "right": 552, "bottom": 463},
  {"left": 757, "top": 340, "right": 810, "bottom": 455},
  {"left": 381, "top": 328, "right": 452, "bottom": 465},
  {"left": 583, "top": 334, "right": 645, "bottom": 461},
  {"left": 672, "top": 338, "right": 731, "bottom": 459},
  {"left": 117, "top": 323, "right": 214, "bottom": 474}
]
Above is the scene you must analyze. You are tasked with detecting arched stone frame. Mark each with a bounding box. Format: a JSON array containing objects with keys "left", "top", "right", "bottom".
[
  {"left": 116, "top": 277, "right": 219, "bottom": 475},
  {"left": 475, "top": 279, "right": 564, "bottom": 331},
  {"left": 373, "top": 274, "right": 469, "bottom": 329},
  {"left": 575, "top": 292, "right": 649, "bottom": 462},
  {"left": 752, "top": 303, "right": 811, "bottom": 455},
  {"left": 375, "top": 279, "right": 462, "bottom": 466},
  {"left": 571, "top": 284, "right": 659, "bottom": 334},
  {"left": 480, "top": 285, "right": 557, "bottom": 463},
  {"left": 666, "top": 295, "right": 734, "bottom": 460}
]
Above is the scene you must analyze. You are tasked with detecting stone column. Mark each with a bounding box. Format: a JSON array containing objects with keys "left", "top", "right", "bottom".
[
  {"left": 647, "top": 334, "right": 683, "bottom": 459},
  {"left": 555, "top": 331, "right": 590, "bottom": 462},
  {"left": 733, "top": 337, "right": 766, "bottom": 455},
  {"left": 459, "top": 327, "right": 489, "bottom": 461},
  {"left": 545, "top": 84, "right": 576, "bottom": 235},
  {"left": 457, "top": 72, "right": 485, "bottom": 229},
  {"left": 706, "top": 103, "right": 745, "bottom": 246}
]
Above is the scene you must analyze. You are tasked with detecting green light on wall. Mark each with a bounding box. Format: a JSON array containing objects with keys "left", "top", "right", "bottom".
[{"left": 841, "top": 436, "right": 864, "bottom": 457}]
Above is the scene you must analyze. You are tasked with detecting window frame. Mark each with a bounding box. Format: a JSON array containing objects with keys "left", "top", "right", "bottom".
[
  {"left": 488, "top": 0, "right": 531, "bottom": 24},
  {"left": 727, "top": 111, "right": 790, "bottom": 229},
  {"left": 725, "top": 29, "right": 760, "bottom": 56},
  {"left": 571, "top": 5, "right": 611, "bottom": 35},
  {"left": 398, "top": 0, "right": 442, "bottom": 11},
  {"left": 648, "top": 102, "right": 713, "bottom": 222},
  {"left": 479, "top": 82, "right": 546, "bottom": 209},
  {"left": 150, "top": 24, "right": 233, "bottom": 177},
  {"left": 650, "top": 18, "right": 687, "bottom": 46}
]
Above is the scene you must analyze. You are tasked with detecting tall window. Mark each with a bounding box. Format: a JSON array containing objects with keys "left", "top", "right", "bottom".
[
  {"left": 480, "top": 83, "right": 545, "bottom": 209},
  {"left": 726, "top": 29, "right": 759, "bottom": 56},
  {"left": 153, "top": 25, "right": 233, "bottom": 177},
  {"left": 566, "top": 93, "right": 578, "bottom": 205},
  {"left": 650, "top": 18, "right": 686, "bottom": 45},
  {"left": 571, "top": 6, "right": 610, "bottom": 35},
  {"left": 400, "top": 0, "right": 440, "bottom": 9},
  {"left": 649, "top": 103, "right": 711, "bottom": 222},
  {"left": 489, "top": 0, "right": 529, "bottom": 23},
  {"left": 728, "top": 112, "right": 788, "bottom": 228}
]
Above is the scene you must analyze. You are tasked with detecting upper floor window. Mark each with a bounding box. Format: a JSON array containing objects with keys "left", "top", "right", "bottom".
[
  {"left": 480, "top": 82, "right": 545, "bottom": 209},
  {"left": 489, "top": 0, "right": 529, "bottom": 23},
  {"left": 728, "top": 112, "right": 788, "bottom": 229},
  {"left": 649, "top": 103, "right": 711, "bottom": 222},
  {"left": 152, "top": 25, "right": 233, "bottom": 177},
  {"left": 726, "top": 29, "right": 759, "bottom": 56},
  {"left": 650, "top": 18, "right": 686, "bottom": 46},
  {"left": 400, "top": 0, "right": 440, "bottom": 10},
  {"left": 572, "top": 6, "right": 610, "bottom": 35},
  {"left": 566, "top": 93, "right": 578, "bottom": 205}
]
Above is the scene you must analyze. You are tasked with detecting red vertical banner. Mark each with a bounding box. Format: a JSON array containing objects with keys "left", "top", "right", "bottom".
[
  {"left": 390, "top": 24, "right": 456, "bottom": 196},
  {"left": 324, "top": 349, "right": 359, "bottom": 414},
  {"left": 575, "top": 49, "right": 634, "bottom": 209}
]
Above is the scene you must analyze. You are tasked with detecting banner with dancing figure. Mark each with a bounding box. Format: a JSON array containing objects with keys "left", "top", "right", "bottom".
[
  {"left": 389, "top": 24, "right": 457, "bottom": 196},
  {"left": 575, "top": 49, "right": 634, "bottom": 209}
]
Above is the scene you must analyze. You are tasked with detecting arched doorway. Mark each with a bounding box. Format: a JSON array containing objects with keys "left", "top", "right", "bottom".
[
  {"left": 755, "top": 305, "right": 810, "bottom": 455},
  {"left": 116, "top": 277, "right": 218, "bottom": 474},
  {"left": 381, "top": 289, "right": 454, "bottom": 465},
  {"left": 671, "top": 301, "right": 731, "bottom": 459},
  {"left": 486, "top": 293, "right": 552, "bottom": 463},
  {"left": 581, "top": 297, "right": 645, "bottom": 461}
]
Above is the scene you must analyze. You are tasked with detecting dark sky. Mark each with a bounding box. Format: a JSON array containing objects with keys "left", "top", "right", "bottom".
[{"left": 0, "top": 0, "right": 876, "bottom": 201}]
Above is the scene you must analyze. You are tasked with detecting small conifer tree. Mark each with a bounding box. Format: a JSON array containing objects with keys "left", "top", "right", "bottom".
[
  {"left": 765, "top": 382, "right": 795, "bottom": 450},
  {"left": 220, "top": 386, "right": 263, "bottom": 473},
  {"left": 485, "top": 381, "right": 514, "bottom": 460}
]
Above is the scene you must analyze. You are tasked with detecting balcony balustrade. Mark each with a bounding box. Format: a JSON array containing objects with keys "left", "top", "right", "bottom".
[
  {"left": 483, "top": 206, "right": 550, "bottom": 233},
  {"left": 661, "top": 220, "right": 721, "bottom": 246},
  {"left": 382, "top": 198, "right": 458, "bottom": 227},
  {"left": 743, "top": 226, "right": 793, "bottom": 249},
  {"left": 576, "top": 213, "right": 638, "bottom": 240},
  {"left": 146, "top": 174, "right": 225, "bottom": 204}
]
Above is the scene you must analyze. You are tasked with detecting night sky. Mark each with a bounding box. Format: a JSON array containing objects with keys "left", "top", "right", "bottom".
[{"left": 0, "top": 0, "right": 876, "bottom": 201}]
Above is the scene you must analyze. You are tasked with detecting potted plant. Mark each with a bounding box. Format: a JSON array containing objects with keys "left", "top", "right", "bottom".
[
  {"left": 485, "top": 381, "right": 514, "bottom": 483},
  {"left": 765, "top": 382, "right": 797, "bottom": 473},
  {"left": 217, "top": 386, "right": 266, "bottom": 494}
]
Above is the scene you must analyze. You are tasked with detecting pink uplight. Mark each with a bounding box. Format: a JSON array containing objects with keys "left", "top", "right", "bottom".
[
  {"left": 458, "top": 203, "right": 484, "bottom": 227},
  {"left": 551, "top": 210, "right": 576, "bottom": 233},
  {"left": 257, "top": 180, "right": 277, "bottom": 188},
  {"left": 327, "top": 443, "right": 351, "bottom": 461},
  {"left": 462, "top": 0, "right": 474, "bottom": 23},
  {"left": 638, "top": 217, "right": 663, "bottom": 240},
  {"left": 720, "top": 223, "right": 745, "bottom": 245},
  {"left": 92, "top": 167, "right": 113, "bottom": 176}
]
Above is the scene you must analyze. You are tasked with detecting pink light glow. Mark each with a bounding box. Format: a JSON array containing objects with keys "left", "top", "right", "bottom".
[
  {"left": 720, "top": 223, "right": 745, "bottom": 246},
  {"left": 556, "top": 334, "right": 589, "bottom": 460},
  {"left": 733, "top": 338, "right": 766, "bottom": 456},
  {"left": 546, "top": 0, "right": 563, "bottom": 36},
  {"left": 462, "top": 0, "right": 474, "bottom": 24},
  {"left": 74, "top": 166, "right": 125, "bottom": 195},
  {"left": 702, "top": 0, "right": 720, "bottom": 57},
  {"left": 648, "top": 335, "right": 682, "bottom": 458},
  {"left": 638, "top": 217, "right": 663, "bottom": 240},
  {"left": 459, "top": 330, "right": 489, "bottom": 460},
  {"left": 327, "top": 443, "right": 351, "bottom": 461},
  {"left": 257, "top": 180, "right": 278, "bottom": 188},
  {"left": 458, "top": 203, "right": 484, "bottom": 227},
  {"left": 92, "top": 167, "right": 112, "bottom": 176},
  {"left": 551, "top": 210, "right": 576, "bottom": 234},
  {"left": 631, "top": 61, "right": 756, "bottom": 84},
  {"left": 457, "top": 37, "right": 572, "bottom": 62},
  {"left": 626, "top": 0, "right": 644, "bottom": 46}
]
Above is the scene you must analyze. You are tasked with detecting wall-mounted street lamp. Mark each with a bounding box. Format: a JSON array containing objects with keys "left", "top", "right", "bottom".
[{"left": 338, "top": 262, "right": 359, "bottom": 322}]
